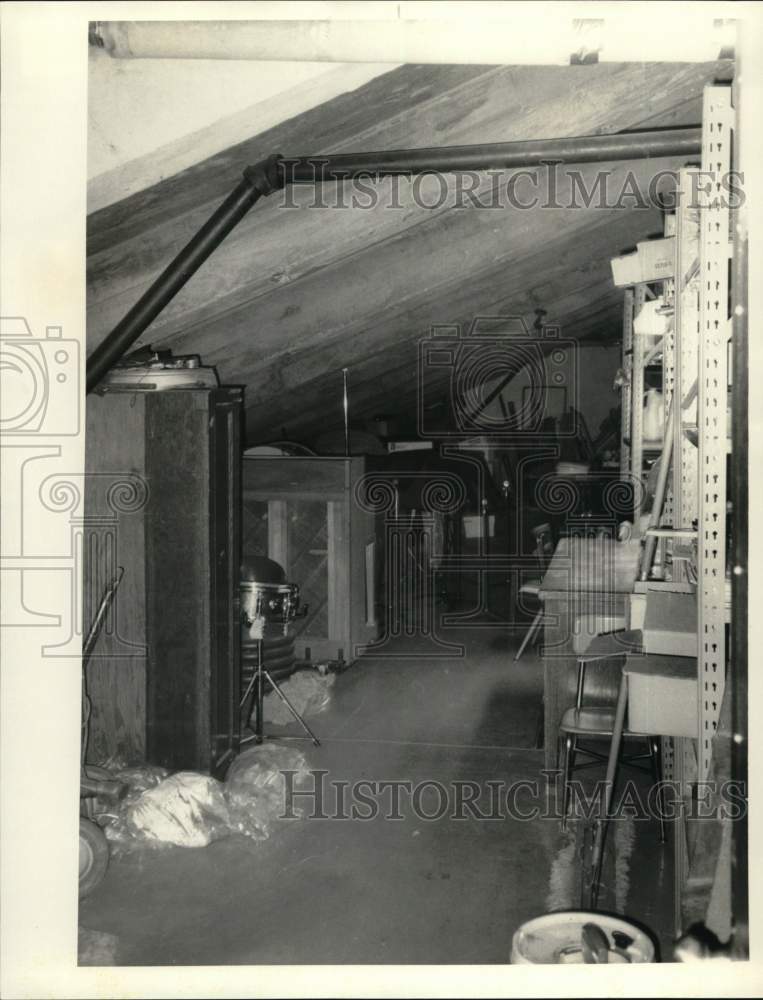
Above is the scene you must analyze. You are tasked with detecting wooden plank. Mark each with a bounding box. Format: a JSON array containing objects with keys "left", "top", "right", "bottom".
[
  {"left": 87, "top": 64, "right": 488, "bottom": 253},
  {"left": 84, "top": 393, "right": 148, "bottom": 764},
  {"left": 243, "top": 457, "right": 347, "bottom": 493},
  {"left": 238, "top": 204, "right": 660, "bottom": 439},
  {"left": 88, "top": 63, "right": 394, "bottom": 214},
  {"left": 87, "top": 62, "right": 721, "bottom": 350},
  {"left": 86, "top": 61, "right": 728, "bottom": 447},
  {"left": 112, "top": 158, "right": 672, "bottom": 381},
  {"left": 326, "top": 498, "right": 349, "bottom": 653}
]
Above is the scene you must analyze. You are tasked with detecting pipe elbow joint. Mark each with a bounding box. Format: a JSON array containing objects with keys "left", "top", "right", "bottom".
[{"left": 243, "top": 154, "right": 286, "bottom": 197}]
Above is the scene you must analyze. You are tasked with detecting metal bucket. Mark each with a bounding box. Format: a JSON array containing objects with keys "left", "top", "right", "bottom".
[{"left": 511, "top": 912, "right": 655, "bottom": 964}]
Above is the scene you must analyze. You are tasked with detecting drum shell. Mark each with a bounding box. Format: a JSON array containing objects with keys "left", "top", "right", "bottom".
[{"left": 240, "top": 580, "right": 300, "bottom": 626}]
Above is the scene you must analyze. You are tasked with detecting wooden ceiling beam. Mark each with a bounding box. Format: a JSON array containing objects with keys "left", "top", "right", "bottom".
[
  {"left": 86, "top": 60, "right": 728, "bottom": 436},
  {"left": 87, "top": 62, "right": 720, "bottom": 351}
]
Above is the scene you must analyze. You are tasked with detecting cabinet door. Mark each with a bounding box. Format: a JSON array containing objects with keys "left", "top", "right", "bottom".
[
  {"left": 84, "top": 393, "right": 149, "bottom": 763},
  {"left": 145, "top": 389, "right": 242, "bottom": 776},
  {"left": 208, "top": 388, "right": 243, "bottom": 777}
]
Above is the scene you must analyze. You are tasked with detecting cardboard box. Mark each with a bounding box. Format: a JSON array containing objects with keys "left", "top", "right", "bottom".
[
  {"left": 642, "top": 590, "right": 697, "bottom": 657},
  {"left": 610, "top": 237, "right": 675, "bottom": 287},
  {"left": 628, "top": 592, "right": 647, "bottom": 630},
  {"left": 637, "top": 237, "right": 675, "bottom": 282},
  {"left": 610, "top": 251, "right": 641, "bottom": 287},
  {"left": 626, "top": 655, "right": 698, "bottom": 738}
]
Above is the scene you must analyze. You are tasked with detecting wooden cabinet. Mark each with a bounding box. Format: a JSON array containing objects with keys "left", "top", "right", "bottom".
[
  {"left": 84, "top": 387, "right": 242, "bottom": 777},
  {"left": 242, "top": 457, "right": 379, "bottom": 664}
]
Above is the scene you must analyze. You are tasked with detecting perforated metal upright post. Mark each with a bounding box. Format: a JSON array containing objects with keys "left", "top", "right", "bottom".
[
  {"left": 620, "top": 288, "right": 634, "bottom": 479},
  {"left": 671, "top": 166, "right": 703, "bottom": 933},
  {"left": 630, "top": 284, "right": 647, "bottom": 530},
  {"left": 697, "top": 86, "right": 733, "bottom": 781},
  {"left": 674, "top": 168, "right": 701, "bottom": 540},
  {"left": 659, "top": 253, "right": 676, "bottom": 772},
  {"left": 660, "top": 214, "right": 676, "bottom": 575}
]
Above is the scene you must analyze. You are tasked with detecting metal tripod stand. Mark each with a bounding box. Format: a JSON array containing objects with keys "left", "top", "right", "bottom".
[{"left": 240, "top": 629, "right": 320, "bottom": 748}]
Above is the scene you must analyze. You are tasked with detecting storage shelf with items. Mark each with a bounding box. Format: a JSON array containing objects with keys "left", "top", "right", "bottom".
[
  {"left": 607, "top": 84, "right": 736, "bottom": 939},
  {"left": 612, "top": 248, "right": 674, "bottom": 542}
]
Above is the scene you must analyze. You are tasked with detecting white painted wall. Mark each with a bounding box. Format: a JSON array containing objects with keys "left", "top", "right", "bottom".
[{"left": 87, "top": 47, "right": 392, "bottom": 211}]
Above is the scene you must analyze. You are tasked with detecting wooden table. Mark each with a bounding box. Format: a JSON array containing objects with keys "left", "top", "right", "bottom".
[{"left": 538, "top": 537, "right": 641, "bottom": 771}]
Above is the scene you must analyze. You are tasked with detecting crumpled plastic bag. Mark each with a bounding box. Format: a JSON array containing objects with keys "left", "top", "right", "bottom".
[
  {"left": 113, "top": 764, "right": 170, "bottom": 796},
  {"left": 92, "top": 763, "right": 172, "bottom": 854},
  {"left": 224, "top": 744, "right": 312, "bottom": 841},
  {"left": 94, "top": 744, "right": 312, "bottom": 852},
  {"left": 263, "top": 670, "right": 335, "bottom": 727},
  {"left": 125, "top": 772, "right": 231, "bottom": 848}
]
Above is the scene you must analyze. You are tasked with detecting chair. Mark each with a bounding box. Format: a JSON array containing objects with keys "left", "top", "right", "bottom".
[
  {"left": 513, "top": 523, "right": 554, "bottom": 661},
  {"left": 558, "top": 628, "right": 666, "bottom": 843},
  {"left": 589, "top": 651, "right": 697, "bottom": 906}
]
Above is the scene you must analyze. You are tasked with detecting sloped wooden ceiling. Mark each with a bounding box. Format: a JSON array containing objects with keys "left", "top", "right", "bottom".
[{"left": 87, "top": 61, "right": 729, "bottom": 444}]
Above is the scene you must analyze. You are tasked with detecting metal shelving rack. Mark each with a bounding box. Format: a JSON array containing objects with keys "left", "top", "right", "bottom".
[
  {"left": 615, "top": 85, "right": 734, "bottom": 935},
  {"left": 621, "top": 283, "right": 649, "bottom": 528},
  {"left": 671, "top": 163, "right": 703, "bottom": 934},
  {"left": 673, "top": 167, "right": 701, "bottom": 548},
  {"left": 619, "top": 288, "right": 634, "bottom": 479},
  {"left": 697, "top": 85, "right": 733, "bottom": 780}
]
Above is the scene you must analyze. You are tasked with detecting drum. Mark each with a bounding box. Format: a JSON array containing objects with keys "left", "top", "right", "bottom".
[{"left": 240, "top": 580, "right": 300, "bottom": 628}]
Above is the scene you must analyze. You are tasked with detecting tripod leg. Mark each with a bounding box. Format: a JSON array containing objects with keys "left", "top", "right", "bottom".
[
  {"left": 263, "top": 670, "right": 321, "bottom": 746},
  {"left": 240, "top": 674, "right": 255, "bottom": 709},
  {"left": 255, "top": 638, "right": 264, "bottom": 744}
]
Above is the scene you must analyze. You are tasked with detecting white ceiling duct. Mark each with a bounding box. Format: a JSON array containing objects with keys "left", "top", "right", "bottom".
[{"left": 91, "top": 16, "right": 736, "bottom": 66}]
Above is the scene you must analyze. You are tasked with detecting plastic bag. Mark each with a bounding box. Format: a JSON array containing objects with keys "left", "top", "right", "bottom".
[
  {"left": 642, "top": 388, "right": 664, "bottom": 442},
  {"left": 113, "top": 764, "right": 170, "bottom": 795},
  {"left": 96, "top": 747, "right": 313, "bottom": 852},
  {"left": 264, "top": 670, "right": 335, "bottom": 727},
  {"left": 125, "top": 772, "right": 231, "bottom": 848},
  {"left": 224, "top": 744, "right": 312, "bottom": 841},
  {"left": 88, "top": 763, "right": 170, "bottom": 853}
]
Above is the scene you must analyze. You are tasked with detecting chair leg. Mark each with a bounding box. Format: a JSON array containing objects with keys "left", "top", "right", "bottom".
[
  {"left": 590, "top": 673, "right": 628, "bottom": 907},
  {"left": 561, "top": 734, "right": 574, "bottom": 831},
  {"left": 531, "top": 612, "right": 544, "bottom": 648},
  {"left": 649, "top": 737, "right": 667, "bottom": 844},
  {"left": 514, "top": 610, "right": 543, "bottom": 661}
]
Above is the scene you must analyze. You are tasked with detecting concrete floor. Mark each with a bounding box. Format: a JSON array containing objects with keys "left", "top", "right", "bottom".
[{"left": 79, "top": 625, "right": 675, "bottom": 965}]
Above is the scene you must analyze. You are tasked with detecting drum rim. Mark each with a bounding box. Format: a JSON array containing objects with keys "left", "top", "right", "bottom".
[{"left": 240, "top": 580, "right": 298, "bottom": 593}]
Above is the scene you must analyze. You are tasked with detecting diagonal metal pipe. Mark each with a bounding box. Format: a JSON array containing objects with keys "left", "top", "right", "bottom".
[{"left": 86, "top": 127, "right": 701, "bottom": 392}]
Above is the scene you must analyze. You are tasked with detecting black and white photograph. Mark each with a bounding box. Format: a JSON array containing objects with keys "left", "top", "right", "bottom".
[{"left": 1, "top": 2, "right": 761, "bottom": 996}]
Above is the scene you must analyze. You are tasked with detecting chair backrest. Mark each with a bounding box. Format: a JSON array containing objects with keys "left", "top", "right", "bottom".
[{"left": 531, "top": 523, "right": 554, "bottom": 575}]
